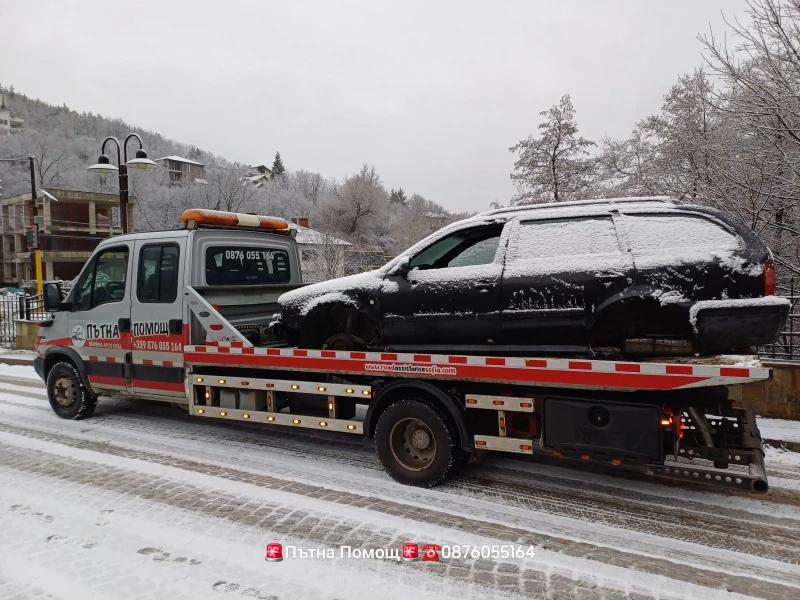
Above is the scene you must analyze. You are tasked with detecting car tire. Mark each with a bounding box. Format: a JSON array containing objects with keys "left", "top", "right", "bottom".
[
  {"left": 374, "top": 398, "right": 458, "bottom": 487},
  {"left": 46, "top": 362, "right": 97, "bottom": 420}
]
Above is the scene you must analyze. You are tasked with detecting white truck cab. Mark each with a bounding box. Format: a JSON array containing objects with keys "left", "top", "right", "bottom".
[{"left": 35, "top": 210, "right": 302, "bottom": 405}]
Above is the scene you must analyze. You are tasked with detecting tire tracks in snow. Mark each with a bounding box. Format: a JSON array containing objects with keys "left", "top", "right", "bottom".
[{"left": 0, "top": 417, "right": 799, "bottom": 599}]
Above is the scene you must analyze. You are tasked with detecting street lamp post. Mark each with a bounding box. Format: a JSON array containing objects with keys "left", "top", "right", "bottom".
[{"left": 87, "top": 133, "right": 157, "bottom": 234}]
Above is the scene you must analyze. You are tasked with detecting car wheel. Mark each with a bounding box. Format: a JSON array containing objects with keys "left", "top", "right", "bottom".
[
  {"left": 46, "top": 362, "right": 97, "bottom": 420},
  {"left": 324, "top": 333, "right": 363, "bottom": 351},
  {"left": 375, "top": 398, "right": 458, "bottom": 487}
]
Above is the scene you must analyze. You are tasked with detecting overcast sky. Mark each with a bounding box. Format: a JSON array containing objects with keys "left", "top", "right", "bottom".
[{"left": 2, "top": 0, "right": 748, "bottom": 212}]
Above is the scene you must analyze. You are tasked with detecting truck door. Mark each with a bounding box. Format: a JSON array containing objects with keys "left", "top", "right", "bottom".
[
  {"left": 69, "top": 242, "right": 134, "bottom": 396},
  {"left": 130, "top": 238, "right": 186, "bottom": 399}
]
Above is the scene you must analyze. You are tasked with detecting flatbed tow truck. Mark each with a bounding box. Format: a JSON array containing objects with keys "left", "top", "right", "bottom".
[{"left": 35, "top": 209, "right": 772, "bottom": 492}]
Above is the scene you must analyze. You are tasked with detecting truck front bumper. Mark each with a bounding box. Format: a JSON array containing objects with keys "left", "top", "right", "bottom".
[{"left": 33, "top": 356, "right": 46, "bottom": 382}]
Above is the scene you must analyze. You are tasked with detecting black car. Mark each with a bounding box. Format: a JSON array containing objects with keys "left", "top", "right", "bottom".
[{"left": 277, "top": 197, "right": 789, "bottom": 357}]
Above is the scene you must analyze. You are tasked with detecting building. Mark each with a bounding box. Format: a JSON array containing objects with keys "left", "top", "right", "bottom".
[
  {"left": 291, "top": 217, "right": 389, "bottom": 282},
  {"left": 291, "top": 218, "right": 352, "bottom": 283},
  {"left": 157, "top": 156, "right": 207, "bottom": 185},
  {"left": 1, "top": 188, "right": 135, "bottom": 285},
  {"left": 0, "top": 93, "right": 24, "bottom": 133},
  {"left": 243, "top": 164, "right": 273, "bottom": 188}
]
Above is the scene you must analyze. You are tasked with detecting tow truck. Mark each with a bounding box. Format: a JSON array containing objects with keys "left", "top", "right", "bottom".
[{"left": 35, "top": 209, "right": 772, "bottom": 492}]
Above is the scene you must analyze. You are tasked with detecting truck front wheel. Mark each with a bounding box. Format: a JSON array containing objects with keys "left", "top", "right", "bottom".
[
  {"left": 375, "top": 398, "right": 457, "bottom": 487},
  {"left": 46, "top": 362, "right": 97, "bottom": 420}
]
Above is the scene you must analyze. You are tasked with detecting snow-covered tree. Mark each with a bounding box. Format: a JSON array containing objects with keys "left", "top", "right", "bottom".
[{"left": 509, "top": 94, "right": 596, "bottom": 204}]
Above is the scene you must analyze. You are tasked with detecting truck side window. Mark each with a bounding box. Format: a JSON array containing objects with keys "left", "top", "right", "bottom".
[
  {"left": 74, "top": 246, "right": 129, "bottom": 311},
  {"left": 138, "top": 244, "right": 180, "bottom": 303}
]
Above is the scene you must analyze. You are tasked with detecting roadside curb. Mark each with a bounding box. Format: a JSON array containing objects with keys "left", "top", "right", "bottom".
[
  {"left": 0, "top": 357, "right": 36, "bottom": 367},
  {"left": 764, "top": 439, "right": 800, "bottom": 453}
]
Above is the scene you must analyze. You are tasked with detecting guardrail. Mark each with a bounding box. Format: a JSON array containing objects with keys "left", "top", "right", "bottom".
[
  {"left": 759, "top": 278, "right": 800, "bottom": 361},
  {"left": 0, "top": 288, "right": 60, "bottom": 346}
]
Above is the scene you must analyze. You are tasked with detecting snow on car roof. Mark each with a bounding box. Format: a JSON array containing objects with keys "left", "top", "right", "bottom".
[{"left": 477, "top": 196, "right": 675, "bottom": 217}]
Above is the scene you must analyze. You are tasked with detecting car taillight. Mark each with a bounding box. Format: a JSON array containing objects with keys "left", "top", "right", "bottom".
[{"left": 764, "top": 259, "right": 776, "bottom": 296}]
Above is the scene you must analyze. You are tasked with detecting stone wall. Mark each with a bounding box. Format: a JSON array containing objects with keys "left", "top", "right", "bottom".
[{"left": 730, "top": 360, "right": 800, "bottom": 420}]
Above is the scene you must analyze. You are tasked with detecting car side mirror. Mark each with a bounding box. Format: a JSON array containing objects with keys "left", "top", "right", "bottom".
[
  {"left": 43, "top": 282, "right": 61, "bottom": 312},
  {"left": 389, "top": 256, "right": 412, "bottom": 278}
]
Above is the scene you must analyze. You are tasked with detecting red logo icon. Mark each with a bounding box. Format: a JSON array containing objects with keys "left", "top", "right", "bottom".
[
  {"left": 265, "top": 543, "right": 283, "bottom": 562},
  {"left": 421, "top": 544, "right": 442, "bottom": 562},
  {"left": 402, "top": 543, "right": 420, "bottom": 561}
]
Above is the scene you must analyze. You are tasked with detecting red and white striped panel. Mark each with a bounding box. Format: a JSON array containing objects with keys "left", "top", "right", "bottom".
[
  {"left": 88, "top": 355, "right": 120, "bottom": 363},
  {"left": 183, "top": 345, "right": 769, "bottom": 391},
  {"left": 132, "top": 358, "right": 178, "bottom": 368}
]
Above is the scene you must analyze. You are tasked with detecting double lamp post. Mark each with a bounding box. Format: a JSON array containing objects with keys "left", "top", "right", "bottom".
[{"left": 87, "top": 132, "right": 158, "bottom": 234}]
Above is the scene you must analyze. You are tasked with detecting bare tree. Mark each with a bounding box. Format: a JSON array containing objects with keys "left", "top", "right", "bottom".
[
  {"left": 509, "top": 94, "right": 596, "bottom": 204},
  {"left": 320, "top": 164, "right": 387, "bottom": 238}
]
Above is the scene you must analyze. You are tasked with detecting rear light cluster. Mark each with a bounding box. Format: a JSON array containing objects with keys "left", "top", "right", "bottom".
[{"left": 764, "top": 259, "right": 777, "bottom": 296}]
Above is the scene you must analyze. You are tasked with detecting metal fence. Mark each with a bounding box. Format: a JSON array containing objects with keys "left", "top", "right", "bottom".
[
  {"left": 0, "top": 292, "right": 54, "bottom": 346},
  {"left": 759, "top": 278, "right": 800, "bottom": 361}
]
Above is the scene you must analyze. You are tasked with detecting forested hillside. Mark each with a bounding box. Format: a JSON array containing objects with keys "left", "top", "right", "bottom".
[{"left": 0, "top": 86, "right": 458, "bottom": 257}]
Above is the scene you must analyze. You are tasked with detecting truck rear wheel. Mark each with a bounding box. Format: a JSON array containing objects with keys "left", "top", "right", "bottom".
[
  {"left": 47, "top": 362, "right": 97, "bottom": 420},
  {"left": 375, "top": 398, "right": 457, "bottom": 487}
]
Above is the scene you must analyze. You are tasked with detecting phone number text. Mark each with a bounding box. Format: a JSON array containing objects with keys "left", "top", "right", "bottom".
[{"left": 440, "top": 545, "right": 535, "bottom": 559}]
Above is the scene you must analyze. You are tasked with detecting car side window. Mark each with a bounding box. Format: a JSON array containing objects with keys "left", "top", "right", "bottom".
[
  {"left": 74, "top": 246, "right": 129, "bottom": 311},
  {"left": 508, "top": 217, "right": 620, "bottom": 262},
  {"left": 620, "top": 213, "right": 740, "bottom": 254},
  {"left": 138, "top": 244, "right": 180, "bottom": 303},
  {"left": 448, "top": 236, "right": 501, "bottom": 267},
  {"left": 410, "top": 226, "right": 503, "bottom": 270}
]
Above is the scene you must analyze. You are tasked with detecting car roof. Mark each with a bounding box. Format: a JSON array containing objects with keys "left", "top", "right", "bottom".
[{"left": 476, "top": 196, "right": 675, "bottom": 218}]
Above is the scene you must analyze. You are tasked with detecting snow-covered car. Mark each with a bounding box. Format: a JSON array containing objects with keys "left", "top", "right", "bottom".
[{"left": 276, "top": 197, "right": 789, "bottom": 357}]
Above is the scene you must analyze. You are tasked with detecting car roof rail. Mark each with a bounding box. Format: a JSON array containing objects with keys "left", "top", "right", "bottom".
[{"left": 477, "top": 196, "right": 675, "bottom": 217}]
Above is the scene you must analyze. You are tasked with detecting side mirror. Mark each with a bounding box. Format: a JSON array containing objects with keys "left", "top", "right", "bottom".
[
  {"left": 390, "top": 256, "right": 411, "bottom": 278},
  {"left": 43, "top": 282, "right": 61, "bottom": 312}
]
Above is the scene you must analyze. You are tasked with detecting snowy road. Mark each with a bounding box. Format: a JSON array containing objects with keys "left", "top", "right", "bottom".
[{"left": 1, "top": 369, "right": 800, "bottom": 599}]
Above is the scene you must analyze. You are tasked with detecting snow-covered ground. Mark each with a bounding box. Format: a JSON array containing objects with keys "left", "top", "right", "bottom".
[
  {"left": 1, "top": 368, "right": 800, "bottom": 599},
  {"left": 759, "top": 418, "right": 800, "bottom": 443}
]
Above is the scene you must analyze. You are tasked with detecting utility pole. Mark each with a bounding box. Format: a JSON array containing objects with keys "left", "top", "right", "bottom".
[
  {"left": 29, "top": 155, "right": 42, "bottom": 294},
  {"left": 0, "top": 155, "right": 43, "bottom": 292}
]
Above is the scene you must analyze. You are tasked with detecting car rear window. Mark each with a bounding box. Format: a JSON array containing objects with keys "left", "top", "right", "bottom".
[
  {"left": 509, "top": 217, "right": 620, "bottom": 261},
  {"left": 205, "top": 246, "right": 291, "bottom": 285},
  {"left": 621, "top": 213, "right": 740, "bottom": 254}
]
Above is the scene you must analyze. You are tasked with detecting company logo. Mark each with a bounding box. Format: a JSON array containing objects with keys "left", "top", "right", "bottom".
[
  {"left": 71, "top": 325, "right": 86, "bottom": 348},
  {"left": 402, "top": 543, "right": 420, "bottom": 562},
  {"left": 265, "top": 543, "right": 283, "bottom": 562}
]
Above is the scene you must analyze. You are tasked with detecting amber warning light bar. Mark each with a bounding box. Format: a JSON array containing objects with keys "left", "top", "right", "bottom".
[{"left": 180, "top": 208, "right": 291, "bottom": 233}]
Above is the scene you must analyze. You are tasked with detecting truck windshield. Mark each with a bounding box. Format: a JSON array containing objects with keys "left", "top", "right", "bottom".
[{"left": 205, "top": 246, "right": 291, "bottom": 285}]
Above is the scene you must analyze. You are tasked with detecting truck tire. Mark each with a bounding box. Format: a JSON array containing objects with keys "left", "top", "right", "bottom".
[
  {"left": 374, "top": 398, "right": 458, "bottom": 487},
  {"left": 46, "top": 362, "right": 97, "bottom": 420}
]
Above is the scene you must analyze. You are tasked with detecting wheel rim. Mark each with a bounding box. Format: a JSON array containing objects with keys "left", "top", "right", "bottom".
[
  {"left": 53, "top": 375, "right": 77, "bottom": 408},
  {"left": 389, "top": 417, "right": 436, "bottom": 471}
]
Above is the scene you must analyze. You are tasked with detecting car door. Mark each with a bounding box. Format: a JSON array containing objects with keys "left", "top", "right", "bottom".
[
  {"left": 500, "top": 215, "right": 632, "bottom": 351},
  {"left": 130, "top": 238, "right": 186, "bottom": 399},
  {"left": 69, "top": 243, "right": 134, "bottom": 396},
  {"left": 381, "top": 225, "right": 504, "bottom": 351}
]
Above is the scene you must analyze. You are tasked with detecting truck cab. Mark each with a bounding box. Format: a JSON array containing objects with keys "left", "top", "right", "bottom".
[{"left": 35, "top": 210, "right": 302, "bottom": 402}]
